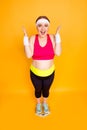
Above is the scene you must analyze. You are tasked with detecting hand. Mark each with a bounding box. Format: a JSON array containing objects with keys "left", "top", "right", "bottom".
[
  {"left": 22, "top": 26, "right": 28, "bottom": 36},
  {"left": 56, "top": 25, "right": 61, "bottom": 34}
]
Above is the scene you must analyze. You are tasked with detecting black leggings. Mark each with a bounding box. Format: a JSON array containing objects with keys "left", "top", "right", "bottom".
[{"left": 30, "top": 70, "right": 55, "bottom": 98}]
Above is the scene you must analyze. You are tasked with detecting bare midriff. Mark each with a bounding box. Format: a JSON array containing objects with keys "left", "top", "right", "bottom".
[{"left": 32, "top": 59, "right": 54, "bottom": 70}]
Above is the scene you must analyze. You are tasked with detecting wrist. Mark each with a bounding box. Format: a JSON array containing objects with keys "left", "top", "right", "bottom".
[
  {"left": 55, "top": 33, "right": 61, "bottom": 44},
  {"left": 23, "top": 36, "right": 29, "bottom": 46}
]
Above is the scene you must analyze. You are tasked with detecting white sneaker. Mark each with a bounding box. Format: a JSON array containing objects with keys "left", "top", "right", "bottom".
[
  {"left": 43, "top": 103, "right": 50, "bottom": 114},
  {"left": 36, "top": 103, "right": 42, "bottom": 114}
]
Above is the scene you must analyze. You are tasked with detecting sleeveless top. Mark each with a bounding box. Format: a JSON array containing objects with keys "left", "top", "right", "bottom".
[{"left": 32, "top": 34, "right": 55, "bottom": 60}]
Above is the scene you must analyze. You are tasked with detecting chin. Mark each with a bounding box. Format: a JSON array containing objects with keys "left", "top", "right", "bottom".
[{"left": 39, "top": 33, "right": 47, "bottom": 38}]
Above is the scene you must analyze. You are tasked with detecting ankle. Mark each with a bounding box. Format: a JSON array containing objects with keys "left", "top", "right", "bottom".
[{"left": 37, "top": 103, "right": 41, "bottom": 106}]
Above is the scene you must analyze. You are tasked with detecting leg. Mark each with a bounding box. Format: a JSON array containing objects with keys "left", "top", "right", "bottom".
[
  {"left": 43, "top": 97, "right": 47, "bottom": 103},
  {"left": 30, "top": 70, "right": 42, "bottom": 100},
  {"left": 30, "top": 71, "right": 42, "bottom": 114},
  {"left": 42, "top": 71, "right": 55, "bottom": 101},
  {"left": 42, "top": 72, "right": 55, "bottom": 113},
  {"left": 36, "top": 97, "right": 41, "bottom": 104}
]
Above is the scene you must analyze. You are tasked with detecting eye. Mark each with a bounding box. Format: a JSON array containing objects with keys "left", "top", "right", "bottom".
[
  {"left": 44, "top": 24, "right": 48, "bottom": 27},
  {"left": 38, "top": 24, "right": 42, "bottom": 27}
]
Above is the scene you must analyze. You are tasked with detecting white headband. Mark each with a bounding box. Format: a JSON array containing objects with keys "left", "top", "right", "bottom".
[{"left": 36, "top": 18, "right": 50, "bottom": 26}]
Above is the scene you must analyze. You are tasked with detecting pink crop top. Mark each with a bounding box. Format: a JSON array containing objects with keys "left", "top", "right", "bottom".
[{"left": 32, "top": 34, "right": 55, "bottom": 60}]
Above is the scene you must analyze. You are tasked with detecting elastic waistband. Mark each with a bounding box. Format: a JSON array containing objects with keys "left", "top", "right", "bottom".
[{"left": 30, "top": 64, "right": 55, "bottom": 77}]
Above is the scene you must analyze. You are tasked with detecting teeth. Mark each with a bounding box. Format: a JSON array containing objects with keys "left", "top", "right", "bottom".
[{"left": 41, "top": 32, "right": 45, "bottom": 34}]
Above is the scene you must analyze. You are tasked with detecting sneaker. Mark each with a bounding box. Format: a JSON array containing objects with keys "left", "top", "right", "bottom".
[
  {"left": 43, "top": 103, "right": 50, "bottom": 114},
  {"left": 36, "top": 103, "right": 42, "bottom": 114}
]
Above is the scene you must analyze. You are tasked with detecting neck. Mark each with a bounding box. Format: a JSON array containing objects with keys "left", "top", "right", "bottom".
[{"left": 38, "top": 34, "right": 48, "bottom": 39}]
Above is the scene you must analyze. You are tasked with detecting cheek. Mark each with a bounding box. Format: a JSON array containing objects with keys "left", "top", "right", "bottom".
[
  {"left": 45, "top": 27, "right": 49, "bottom": 31},
  {"left": 37, "top": 27, "right": 41, "bottom": 32}
]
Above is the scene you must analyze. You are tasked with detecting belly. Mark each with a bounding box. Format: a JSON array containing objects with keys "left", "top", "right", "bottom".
[{"left": 32, "top": 59, "right": 54, "bottom": 70}]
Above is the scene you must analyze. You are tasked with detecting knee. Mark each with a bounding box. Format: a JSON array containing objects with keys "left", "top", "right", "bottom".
[
  {"left": 42, "top": 90, "right": 49, "bottom": 98},
  {"left": 35, "top": 88, "right": 41, "bottom": 98}
]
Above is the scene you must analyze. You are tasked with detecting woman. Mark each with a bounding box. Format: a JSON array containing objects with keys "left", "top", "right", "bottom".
[{"left": 23, "top": 16, "right": 62, "bottom": 116}]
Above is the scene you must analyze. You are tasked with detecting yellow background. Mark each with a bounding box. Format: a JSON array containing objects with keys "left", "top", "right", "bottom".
[{"left": 0, "top": 0, "right": 87, "bottom": 130}]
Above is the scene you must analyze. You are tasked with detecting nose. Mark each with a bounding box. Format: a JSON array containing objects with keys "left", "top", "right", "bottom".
[{"left": 41, "top": 25, "right": 45, "bottom": 31}]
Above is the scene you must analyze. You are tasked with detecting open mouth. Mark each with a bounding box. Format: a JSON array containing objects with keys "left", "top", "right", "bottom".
[{"left": 40, "top": 31, "right": 46, "bottom": 35}]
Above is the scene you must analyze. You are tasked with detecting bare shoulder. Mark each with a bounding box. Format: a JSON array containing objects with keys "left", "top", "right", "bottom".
[
  {"left": 29, "top": 35, "right": 36, "bottom": 44},
  {"left": 49, "top": 34, "right": 55, "bottom": 42},
  {"left": 49, "top": 34, "right": 55, "bottom": 45}
]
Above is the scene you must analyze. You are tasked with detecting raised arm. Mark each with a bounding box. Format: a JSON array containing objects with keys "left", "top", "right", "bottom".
[
  {"left": 22, "top": 27, "right": 33, "bottom": 58},
  {"left": 54, "top": 25, "right": 62, "bottom": 56}
]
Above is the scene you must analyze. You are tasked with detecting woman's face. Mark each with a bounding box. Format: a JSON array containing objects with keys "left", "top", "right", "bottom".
[{"left": 36, "top": 22, "right": 49, "bottom": 38}]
